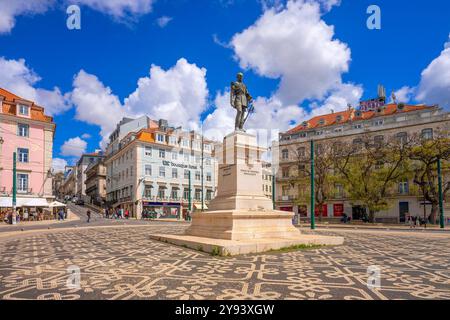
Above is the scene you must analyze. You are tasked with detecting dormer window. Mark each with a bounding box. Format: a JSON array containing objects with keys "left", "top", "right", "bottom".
[
  {"left": 319, "top": 118, "right": 325, "bottom": 125},
  {"left": 18, "top": 104, "right": 29, "bottom": 116},
  {"left": 302, "top": 121, "right": 308, "bottom": 127},
  {"left": 355, "top": 111, "right": 362, "bottom": 117},
  {"left": 336, "top": 115, "right": 343, "bottom": 122},
  {"left": 157, "top": 134, "right": 165, "bottom": 143}
]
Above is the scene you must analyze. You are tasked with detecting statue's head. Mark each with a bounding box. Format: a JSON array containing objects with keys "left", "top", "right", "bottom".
[{"left": 237, "top": 72, "right": 243, "bottom": 82}]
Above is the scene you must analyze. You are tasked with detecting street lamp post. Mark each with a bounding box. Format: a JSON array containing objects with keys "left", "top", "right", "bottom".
[
  {"left": 188, "top": 170, "right": 192, "bottom": 214},
  {"left": 12, "top": 152, "right": 17, "bottom": 225},
  {"left": 310, "top": 140, "right": 315, "bottom": 230},
  {"left": 437, "top": 158, "right": 445, "bottom": 228}
]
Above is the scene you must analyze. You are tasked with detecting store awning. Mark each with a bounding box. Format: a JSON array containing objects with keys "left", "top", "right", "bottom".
[
  {"left": 0, "top": 197, "right": 11, "bottom": 207},
  {"left": 49, "top": 201, "right": 66, "bottom": 207},
  {"left": 0, "top": 197, "right": 49, "bottom": 207},
  {"left": 22, "top": 198, "right": 50, "bottom": 207}
]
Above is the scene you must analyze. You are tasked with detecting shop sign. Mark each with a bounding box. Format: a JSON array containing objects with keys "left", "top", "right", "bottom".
[
  {"left": 143, "top": 201, "right": 181, "bottom": 207},
  {"left": 162, "top": 160, "right": 197, "bottom": 170}
]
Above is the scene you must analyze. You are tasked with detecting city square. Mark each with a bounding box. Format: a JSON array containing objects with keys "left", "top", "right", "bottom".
[
  {"left": 1, "top": 0, "right": 450, "bottom": 307},
  {"left": 1, "top": 214, "right": 449, "bottom": 300}
]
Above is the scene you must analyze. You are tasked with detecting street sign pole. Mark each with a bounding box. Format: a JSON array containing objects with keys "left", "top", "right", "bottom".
[
  {"left": 12, "top": 152, "right": 17, "bottom": 225},
  {"left": 201, "top": 129, "right": 204, "bottom": 212},
  {"left": 272, "top": 174, "right": 275, "bottom": 210},
  {"left": 437, "top": 158, "right": 445, "bottom": 228},
  {"left": 310, "top": 140, "right": 315, "bottom": 230}
]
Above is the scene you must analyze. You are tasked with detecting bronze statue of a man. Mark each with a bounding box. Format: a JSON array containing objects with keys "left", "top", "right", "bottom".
[{"left": 230, "top": 72, "right": 253, "bottom": 131}]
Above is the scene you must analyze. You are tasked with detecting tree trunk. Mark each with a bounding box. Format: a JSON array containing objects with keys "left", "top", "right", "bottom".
[
  {"left": 369, "top": 210, "right": 375, "bottom": 223},
  {"left": 430, "top": 203, "right": 438, "bottom": 224}
]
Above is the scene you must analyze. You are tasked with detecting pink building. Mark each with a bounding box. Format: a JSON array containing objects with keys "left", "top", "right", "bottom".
[{"left": 0, "top": 88, "right": 55, "bottom": 207}]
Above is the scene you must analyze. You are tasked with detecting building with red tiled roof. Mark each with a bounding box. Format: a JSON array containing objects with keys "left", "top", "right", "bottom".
[
  {"left": 286, "top": 103, "right": 434, "bottom": 135},
  {"left": 275, "top": 101, "right": 450, "bottom": 224},
  {"left": 0, "top": 87, "right": 56, "bottom": 207}
]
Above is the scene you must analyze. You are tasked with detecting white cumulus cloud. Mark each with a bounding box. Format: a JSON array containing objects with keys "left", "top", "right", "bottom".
[
  {"left": 392, "top": 86, "right": 415, "bottom": 104},
  {"left": 156, "top": 16, "right": 173, "bottom": 28},
  {"left": 72, "top": 0, "right": 155, "bottom": 20},
  {"left": 309, "top": 83, "right": 363, "bottom": 117},
  {"left": 52, "top": 158, "right": 68, "bottom": 173},
  {"left": 205, "top": 0, "right": 359, "bottom": 138},
  {"left": 416, "top": 37, "right": 450, "bottom": 109},
  {"left": 0, "top": 57, "right": 70, "bottom": 115},
  {"left": 203, "top": 89, "right": 306, "bottom": 140},
  {"left": 0, "top": 0, "right": 156, "bottom": 34},
  {"left": 70, "top": 70, "right": 127, "bottom": 148},
  {"left": 0, "top": 0, "right": 54, "bottom": 34},
  {"left": 60, "top": 136, "right": 87, "bottom": 158},
  {"left": 69, "top": 58, "right": 208, "bottom": 148},
  {"left": 231, "top": 0, "right": 351, "bottom": 105},
  {"left": 81, "top": 133, "right": 92, "bottom": 139},
  {"left": 124, "top": 58, "right": 209, "bottom": 131}
]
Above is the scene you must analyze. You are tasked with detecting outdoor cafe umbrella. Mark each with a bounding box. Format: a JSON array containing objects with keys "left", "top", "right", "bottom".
[{"left": 48, "top": 201, "right": 66, "bottom": 207}]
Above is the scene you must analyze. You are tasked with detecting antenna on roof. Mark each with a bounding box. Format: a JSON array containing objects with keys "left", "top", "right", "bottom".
[{"left": 377, "top": 84, "right": 386, "bottom": 102}]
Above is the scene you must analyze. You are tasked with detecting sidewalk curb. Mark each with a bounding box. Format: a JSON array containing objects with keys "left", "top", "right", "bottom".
[
  {"left": 297, "top": 224, "right": 449, "bottom": 233},
  {"left": 0, "top": 224, "right": 161, "bottom": 240}
]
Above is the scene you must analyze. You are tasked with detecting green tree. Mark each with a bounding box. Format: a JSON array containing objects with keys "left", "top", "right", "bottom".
[
  {"left": 290, "top": 141, "right": 337, "bottom": 222},
  {"left": 334, "top": 134, "right": 411, "bottom": 222},
  {"left": 409, "top": 128, "right": 450, "bottom": 224}
]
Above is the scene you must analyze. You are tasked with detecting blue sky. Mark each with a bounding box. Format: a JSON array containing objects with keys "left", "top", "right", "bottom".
[{"left": 0, "top": 0, "right": 449, "bottom": 170}]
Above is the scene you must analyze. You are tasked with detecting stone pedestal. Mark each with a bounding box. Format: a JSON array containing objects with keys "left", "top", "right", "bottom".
[
  {"left": 150, "top": 131, "right": 344, "bottom": 255},
  {"left": 207, "top": 131, "right": 273, "bottom": 211}
]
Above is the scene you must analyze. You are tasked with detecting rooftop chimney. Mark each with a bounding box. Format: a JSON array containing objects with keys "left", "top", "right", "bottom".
[{"left": 158, "top": 119, "right": 168, "bottom": 131}]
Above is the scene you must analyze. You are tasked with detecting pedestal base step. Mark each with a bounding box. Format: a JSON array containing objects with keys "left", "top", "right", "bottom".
[{"left": 149, "top": 233, "right": 344, "bottom": 256}]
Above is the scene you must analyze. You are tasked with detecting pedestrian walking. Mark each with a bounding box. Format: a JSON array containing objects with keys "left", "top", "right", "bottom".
[
  {"left": 408, "top": 215, "right": 414, "bottom": 229},
  {"left": 125, "top": 209, "right": 129, "bottom": 219},
  {"left": 86, "top": 210, "right": 91, "bottom": 223}
]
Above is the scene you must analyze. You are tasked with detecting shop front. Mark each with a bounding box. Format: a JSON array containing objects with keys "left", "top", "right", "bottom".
[
  {"left": 333, "top": 204, "right": 344, "bottom": 217},
  {"left": 0, "top": 196, "right": 53, "bottom": 223},
  {"left": 142, "top": 201, "right": 181, "bottom": 219}
]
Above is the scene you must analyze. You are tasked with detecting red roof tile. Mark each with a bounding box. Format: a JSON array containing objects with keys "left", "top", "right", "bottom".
[
  {"left": 0, "top": 87, "right": 54, "bottom": 123},
  {"left": 286, "top": 103, "right": 434, "bottom": 134}
]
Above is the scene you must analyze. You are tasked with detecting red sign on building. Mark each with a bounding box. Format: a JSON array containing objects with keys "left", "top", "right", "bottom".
[{"left": 314, "top": 204, "right": 327, "bottom": 217}]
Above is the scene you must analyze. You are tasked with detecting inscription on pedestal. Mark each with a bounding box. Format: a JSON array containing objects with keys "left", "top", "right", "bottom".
[
  {"left": 221, "top": 165, "right": 233, "bottom": 177},
  {"left": 241, "top": 169, "right": 258, "bottom": 176}
]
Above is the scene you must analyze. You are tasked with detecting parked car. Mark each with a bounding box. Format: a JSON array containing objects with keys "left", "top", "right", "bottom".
[
  {"left": 75, "top": 199, "right": 84, "bottom": 206},
  {"left": 71, "top": 197, "right": 78, "bottom": 203}
]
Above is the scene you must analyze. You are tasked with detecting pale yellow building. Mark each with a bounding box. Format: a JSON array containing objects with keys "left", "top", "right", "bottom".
[{"left": 275, "top": 103, "right": 450, "bottom": 224}]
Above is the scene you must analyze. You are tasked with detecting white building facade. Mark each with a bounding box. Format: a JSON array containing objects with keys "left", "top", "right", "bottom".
[{"left": 105, "top": 120, "right": 218, "bottom": 219}]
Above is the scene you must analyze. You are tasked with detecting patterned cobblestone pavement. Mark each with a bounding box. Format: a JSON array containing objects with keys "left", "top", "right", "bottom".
[{"left": 0, "top": 225, "right": 449, "bottom": 300}]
